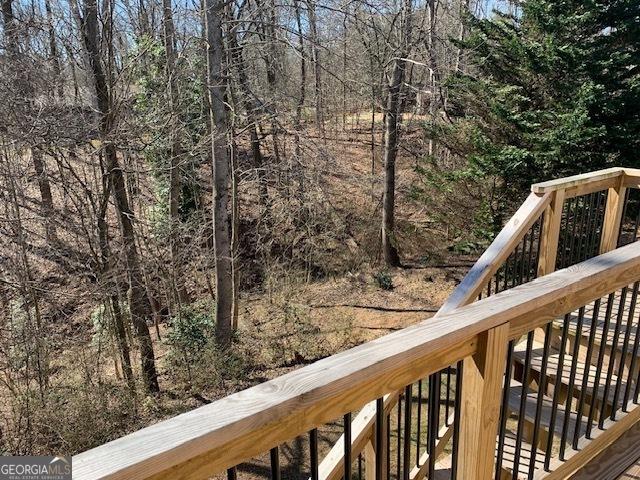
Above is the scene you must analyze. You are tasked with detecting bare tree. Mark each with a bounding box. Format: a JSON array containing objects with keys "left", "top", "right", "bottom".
[
  {"left": 204, "top": 0, "right": 234, "bottom": 346},
  {"left": 381, "top": 0, "right": 412, "bottom": 267}
]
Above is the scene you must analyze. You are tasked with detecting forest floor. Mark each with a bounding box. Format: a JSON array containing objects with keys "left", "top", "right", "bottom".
[{"left": 3, "top": 112, "right": 484, "bottom": 456}]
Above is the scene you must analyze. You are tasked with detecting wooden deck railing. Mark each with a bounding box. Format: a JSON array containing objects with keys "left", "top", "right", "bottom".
[{"left": 73, "top": 168, "right": 640, "bottom": 480}]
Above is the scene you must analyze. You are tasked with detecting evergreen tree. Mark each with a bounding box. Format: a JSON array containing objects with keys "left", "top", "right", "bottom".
[{"left": 430, "top": 0, "right": 640, "bottom": 231}]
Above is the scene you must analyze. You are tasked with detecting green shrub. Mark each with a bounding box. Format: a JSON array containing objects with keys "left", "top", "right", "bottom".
[{"left": 374, "top": 271, "right": 394, "bottom": 290}]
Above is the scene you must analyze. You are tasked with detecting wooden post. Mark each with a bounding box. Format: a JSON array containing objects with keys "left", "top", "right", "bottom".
[
  {"left": 364, "top": 441, "right": 376, "bottom": 480},
  {"left": 457, "top": 323, "right": 509, "bottom": 480},
  {"left": 537, "top": 189, "right": 566, "bottom": 277},
  {"left": 600, "top": 176, "right": 627, "bottom": 254}
]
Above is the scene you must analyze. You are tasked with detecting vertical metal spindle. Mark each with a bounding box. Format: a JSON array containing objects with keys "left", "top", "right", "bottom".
[
  {"left": 511, "top": 243, "right": 521, "bottom": 288},
  {"left": 403, "top": 385, "right": 412, "bottom": 480},
  {"left": 416, "top": 380, "right": 422, "bottom": 467},
  {"left": 396, "top": 394, "right": 402, "bottom": 480},
  {"left": 545, "top": 314, "right": 571, "bottom": 470},
  {"left": 512, "top": 331, "right": 534, "bottom": 475},
  {"left": 310, "top": 429, "right": 319, "bottom": 480},
  {"left": 495, "top": 341, "right": 515, "bottom": 479},
  {"left": 445, "top": 366, "right": 452, "bottom": 426},
  {"left": 557, "top": 198, "right": 573, "bottom": 269},
  {"left": 375, "top": 399, "right": 384, "bottom": 480},
  {"left": 630, "top": 192, "right": 640, "bottom": 245},
  {"left": 580, "top": 193, "right": 596, "bottom": 260},
  {"left": 574, "top": 299, "right": 603, "bottom": 448},
  {"left": 613, "top": 282, "right": 640, "bottom": 417},
  {"left": 529, "top": 323, "right": 553, "bottom": 477},
  {"left": 345, "top": 413, "right": 352, "bottom": 480},
  {"left": 560, "top": 306, "right": 586, "bottom": 460},
  {"left": 358, "top": 453, "right": 363, "bottom": 480},
  {"left": 386, "top": 414, "right": 391, "bottom": 480},
  {"left": 502, "top": 253, "right": 511, "bottom": 292},
  {"left": 227, "top": 467, "right": 237, "bottom": 480},
  {"left": 427, "top": 373, "right": 438, "bottom": 479},
  {"left": 599, "top": 288, "right": 629, "bottom": 429},
  {"left": 586, "top": 293, "right": 616, "bottom": 438},
  {"left": 624, "top": 293, "right": 640, "bottom": 408},
  {"left": 568, "top": 196, "right": 583, "bottom": 266},
  {"left": 451, "top": 360, "right": 463, "bottom": 480},
  {"left": 270, "top": 447, "right": 281, "bottom": 480}
]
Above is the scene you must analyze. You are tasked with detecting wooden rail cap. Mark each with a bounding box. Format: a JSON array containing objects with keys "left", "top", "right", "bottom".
[
  {"left": 73, "top": 242, "right": 640, "bottom": 480},
  {"left": 531, "top": 167, "right": 624, "bottom": 194}
]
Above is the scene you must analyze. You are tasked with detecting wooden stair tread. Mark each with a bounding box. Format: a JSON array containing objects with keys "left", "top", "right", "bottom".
[
  {"left": 513, "top": 341, "right": 626, "bottom": 405},
  {"left": 507, "top": 380, "right": 586, "bottom": 440},
  {"left": 498, "top": 430, "right": 546, "bottom": 479}
]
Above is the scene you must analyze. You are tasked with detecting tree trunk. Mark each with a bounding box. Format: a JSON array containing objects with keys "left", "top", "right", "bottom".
[
  {"left": 162, "top": 0, "right": 190, "bottom": 305},
  {"left": 77, "top": 0, "right": 159, "bottom": 392},
  {"left": 204, "top": 0, "right": 234, "bottom": 347},
  {"left": 31, "top": 148, "right": 57, "bottom": 243},
  {"left": 381, "top": 0, "right": 411, "bottom": 267},
  {"left": 306, "top": 0, "right": 324, "bottom": 141}
]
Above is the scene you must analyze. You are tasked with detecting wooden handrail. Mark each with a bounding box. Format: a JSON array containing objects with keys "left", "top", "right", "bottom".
[
  {"left": 531, "top": 167, "right": 625, "bottom": 194},
  {"left": 73, "top": 241, "right": 640, "bottom": 480},
  {"left": 438, "top": 191, "right": 551, "bottom": 314}
]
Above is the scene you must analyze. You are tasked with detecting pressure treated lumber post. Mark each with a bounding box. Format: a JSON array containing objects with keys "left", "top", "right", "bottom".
[
  {"left": 600, "top": 175, "right": 627, "bottom": 254},
  {"left": 458, "top": 323, "right": 509, "bottom": 480},
  {"left": 537, "top": 189, "right": 566, "bottom": 276},
  {"left": 364, "top": 441, "right": 375, "bottom": 480}
]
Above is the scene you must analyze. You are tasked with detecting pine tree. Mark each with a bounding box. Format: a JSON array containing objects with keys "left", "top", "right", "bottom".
[{"left": 431, "top": 1, "right": 640, "bottom": 230}]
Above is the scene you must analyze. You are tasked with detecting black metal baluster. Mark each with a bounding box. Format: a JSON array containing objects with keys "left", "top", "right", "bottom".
[
  {"left": 375, "top": 399, "right": 384, "bottom": 480},
  {"left": 568, "top": 196, "right": 584, "bottom": 265},
  {"left": 574, "top": 299, "right": 602, "bottom": 448},
  {"left": 630, "top": 193, "right": 640, "bottom": 245},
  {"left": 396, "top": 393, "right": 402, "bottom": 480},
  {"left": 557, "top": 198, "right": 573, "bottom": 269},
  {"left": 580, "top": 193, "right": 596, "bottom": 261},
  {"left": 544, "top": 314, "right": 571, "bottom": 470},
  {"left": 613, "top": 282, "right": 640, "bottom": 417},
  {"left": 529, "top": 323, "right": 552, "bottom": 477},
  {"left": 358, "top": 454, "right": 362, "bottom": 480},
  {"left": 511, "top": 243, "right": 521, "bottom": 288},
  {"left": 503, "top": 253, "right": 512, "bottom": 292},
  {"left": 345, "top": 413, "right": 352, "bottom": 480},
  {"left": 599, "top": 288, "right": 629, "bottom": 429},
  {"left": 445, "top": 367, "right": 452, "bottom": 426},
  {"left": 387, "top": 413, "right": 391, "bottom": 480},
  {"left": 227, "top": 467, "right": 237, "bottom": 480},
  {"left": 403, "top": 385, "right": 411, "bottom": 480},
  {"left": 624, "top": 292, "right": 640, "bottom": 408},
  {"left": 310, "top": 429, "right": 319, "bottom": 480},
  {"left": 428, "top": 373, "right": 438, "bottom": 479},
  {"left": 513, "top": 331, "right": 534, "bottom": 476},
  {"left": 451, "top": 360, "right": 463, "bottom": 480},
  {"left": 495, "top": 341, "right": 514, "bottom": 479},
  {"left": 533, "top": 215, "right": 544, "bottom": 280},
  {"left": 560, "top": 306, "right": 586, "bottom": 460},
  {"left": 270, "top": 447, "right": 281, "bottom": 480},
  {"left": 416, "top": 380, "right": 422, "bottom": 467},
  {"left": 586, "top": 293, "right": 616, "bottom": 438},
  {"left": 593, "top": 191, "right": 608, "bottom": 254}
]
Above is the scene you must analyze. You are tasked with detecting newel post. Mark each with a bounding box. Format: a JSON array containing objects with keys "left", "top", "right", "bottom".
[
  {"left": 457, "top": 323, "right": 509, "bottom": 480},
  {"left": 600, "top": 175, "right": 627, "bottom": 254},
  {"left": 537, "top": 189, "right": 566, "bottom": 277}
]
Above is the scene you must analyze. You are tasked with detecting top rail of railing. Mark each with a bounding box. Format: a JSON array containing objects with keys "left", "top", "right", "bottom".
[
  {"left": 73, "top": 240, "right": 640, "bottom": 480},
  {"left": 440, "top": 167, "right": 640, "bottom": 315}
]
